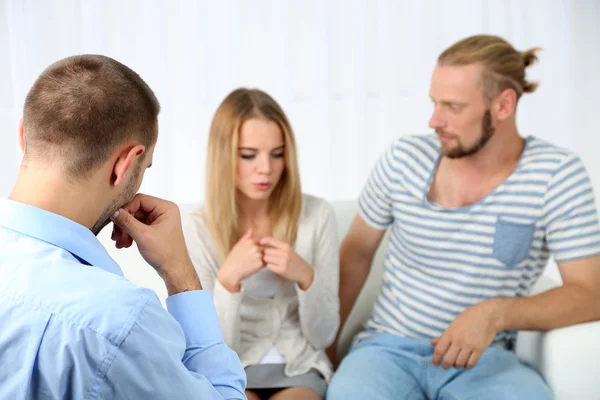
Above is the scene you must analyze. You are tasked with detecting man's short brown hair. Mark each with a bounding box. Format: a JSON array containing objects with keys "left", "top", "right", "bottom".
[{"left": 23, "top": 55, "right": 160, "bottom": 179}]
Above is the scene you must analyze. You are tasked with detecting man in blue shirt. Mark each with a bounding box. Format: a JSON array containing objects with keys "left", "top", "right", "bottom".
[{"left": 0, "top": 55, "right": 246, "bottom": 399}]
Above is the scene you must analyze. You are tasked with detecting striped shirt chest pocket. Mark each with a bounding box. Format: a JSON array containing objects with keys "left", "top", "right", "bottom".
[{"left": 492, "top": 218, "right": 536, "bottom": 266}]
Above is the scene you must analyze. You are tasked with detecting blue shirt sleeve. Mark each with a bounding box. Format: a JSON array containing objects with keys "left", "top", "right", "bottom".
[{"left": 95, "top": 291, "right": 247, "bottom": 399}]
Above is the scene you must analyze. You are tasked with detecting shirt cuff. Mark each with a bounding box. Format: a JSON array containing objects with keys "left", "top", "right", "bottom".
[{"left": 166, "top": 290, "right": 223, "bottom": 346}]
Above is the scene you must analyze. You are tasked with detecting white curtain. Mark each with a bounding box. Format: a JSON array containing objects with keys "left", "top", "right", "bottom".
[{"left": 0, "top": 0, "right": 589, "bottom": 203}]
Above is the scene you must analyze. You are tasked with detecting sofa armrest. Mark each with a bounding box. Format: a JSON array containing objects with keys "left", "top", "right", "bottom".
[
  {"left": 538, "top": 320, "right": 600, "bottom": 399},
  {"left": 518, "top": 320, "right": 600, "bottom": 400},
  {"left": 516, "top": 273, "right": 600, "bottom": 399}
]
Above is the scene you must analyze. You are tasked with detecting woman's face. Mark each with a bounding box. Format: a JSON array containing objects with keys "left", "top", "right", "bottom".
[{"left": 235, "top": 118, "right": 286, "bottom": 202}]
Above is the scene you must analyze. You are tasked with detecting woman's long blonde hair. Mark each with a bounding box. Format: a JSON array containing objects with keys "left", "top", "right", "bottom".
[{"left": 205, "top": 88, "right": 302, "bottom": 260}]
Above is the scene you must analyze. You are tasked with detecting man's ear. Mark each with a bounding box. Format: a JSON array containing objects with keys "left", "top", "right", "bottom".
[
  {"left": 112, "top": 144, "right": 146, "bottom": 186},
  {"left": 18, "top": 117, "right": 25, "bottom": 154},
  {"left": 493, "top": 88, "right": 517, "bottom": 122}
]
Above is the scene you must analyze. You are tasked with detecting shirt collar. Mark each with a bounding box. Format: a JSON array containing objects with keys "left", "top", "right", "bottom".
[{"left": 0, "top": 198, "right": 123, "bottom": 276}]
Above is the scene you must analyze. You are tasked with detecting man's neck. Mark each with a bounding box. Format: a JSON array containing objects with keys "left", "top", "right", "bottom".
[
  {"left": 9, "top": 167, "right": 103, "bottom": 230},
  {"left": 428, "top": 129, "right": 526, "bottom": 209}
]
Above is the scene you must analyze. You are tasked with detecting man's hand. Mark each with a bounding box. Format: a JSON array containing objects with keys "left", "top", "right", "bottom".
[
  {"left": 110, "top": 193, "right": 201, "bottom": 296},
  {"left": 431, "top": 298, "right": 505, "bottom": 370}
]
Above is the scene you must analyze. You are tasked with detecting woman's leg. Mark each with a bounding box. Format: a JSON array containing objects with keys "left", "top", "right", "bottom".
[
  {"left": 269, "top": 387, "right": 321, "bottom": 400},
  {"left": 246, "top": 389, "right": 262, "bottom": 400}
]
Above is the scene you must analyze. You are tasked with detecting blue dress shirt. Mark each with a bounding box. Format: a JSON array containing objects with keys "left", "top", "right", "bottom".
[{"left": 0, "top": 199, "right": 246, "bottom": 399}]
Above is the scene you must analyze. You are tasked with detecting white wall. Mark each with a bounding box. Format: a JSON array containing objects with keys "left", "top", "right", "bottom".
[
  {"left": 2, "top": 0, "right": 599, "bottom": 286},
  {"left": 1, "top": 0, "right": 587, "bottom": 200},
  {"left": 571, "top": 1, "right": 600, "bottom": 204}
]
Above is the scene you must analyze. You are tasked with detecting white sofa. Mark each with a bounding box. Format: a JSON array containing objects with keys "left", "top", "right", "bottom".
[{"left": 98, "top": 200, "right": 600, "bottom": 399}]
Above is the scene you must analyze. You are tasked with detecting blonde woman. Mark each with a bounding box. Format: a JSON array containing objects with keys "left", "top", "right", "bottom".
[{"left": 183, "top": 88, "right": 340, "bottom": 400}]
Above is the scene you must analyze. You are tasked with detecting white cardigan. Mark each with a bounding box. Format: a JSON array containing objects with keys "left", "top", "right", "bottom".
[{"left": 182, "top": 194, "right": 340, "bottom": 381}]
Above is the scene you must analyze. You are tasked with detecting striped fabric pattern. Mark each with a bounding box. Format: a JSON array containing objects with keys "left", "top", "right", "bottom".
[{"left": 358, "top": 134, "right": 600, "bottom": 348}]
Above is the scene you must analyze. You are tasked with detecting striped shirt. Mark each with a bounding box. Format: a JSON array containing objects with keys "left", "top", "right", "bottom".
[{"left": 358, "top": 134, "right": 600, "bottom": 349}]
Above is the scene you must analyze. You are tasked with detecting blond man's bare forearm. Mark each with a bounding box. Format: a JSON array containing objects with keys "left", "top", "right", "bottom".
[
  {"left": 338, "top": 243, "right": 374, "bottom": 327},
  {"left": 327, "top": 215, "right": 386, "bottom": 364}
]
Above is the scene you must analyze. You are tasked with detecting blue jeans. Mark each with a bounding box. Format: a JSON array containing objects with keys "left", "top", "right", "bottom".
[{"left": 327, "top": 332, "right": 552, "bottom": 400}]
